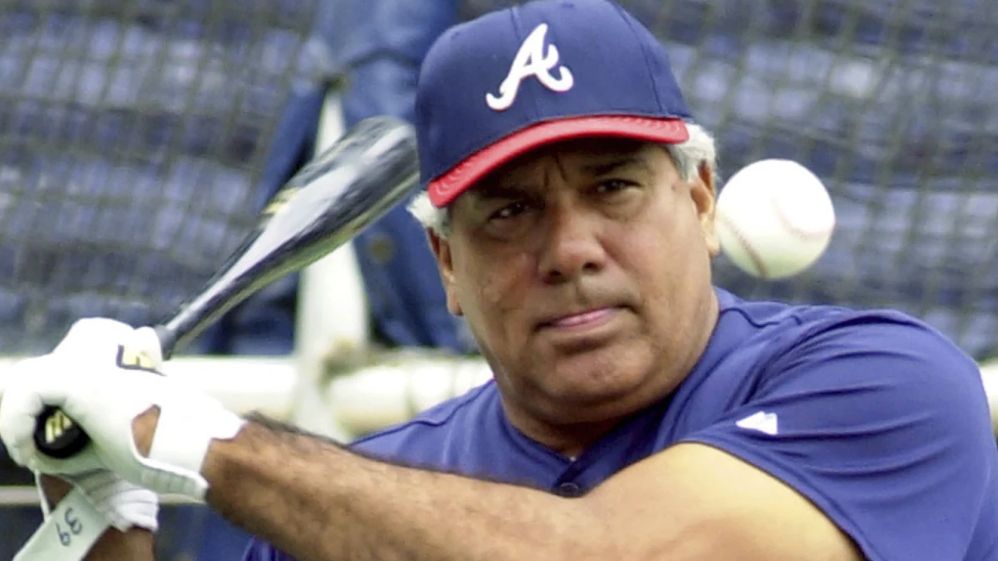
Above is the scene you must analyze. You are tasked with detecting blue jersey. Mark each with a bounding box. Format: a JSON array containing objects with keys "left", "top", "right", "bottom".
[{"left": 245, "top": 288, "right": 998, "bottom": 561}]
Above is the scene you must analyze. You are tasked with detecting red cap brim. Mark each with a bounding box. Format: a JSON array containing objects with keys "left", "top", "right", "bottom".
[{"left": 427, "top": 115, "right": 688, "bottom": 207}]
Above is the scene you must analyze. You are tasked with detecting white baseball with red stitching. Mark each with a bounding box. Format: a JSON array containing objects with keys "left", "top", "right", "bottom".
[{"left": 715, "top": 159, "right": 835, "bottom": 280}]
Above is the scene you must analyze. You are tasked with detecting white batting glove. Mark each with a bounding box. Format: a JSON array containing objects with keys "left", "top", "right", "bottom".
[
  {"left": 46, "top": 322, "right": 160, "bottom": 531},
  {"left": 0, "top": 318, "right": 245, "bottom": 501},
  {"left": 1, "top": 354, "right": 106, "bottom": 474},
  {"left": 40, "top": 471, "right": 159, "bottom": 532}
]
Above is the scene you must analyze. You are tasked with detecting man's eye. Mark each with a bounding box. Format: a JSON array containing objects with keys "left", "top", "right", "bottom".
[
  {"left": 594, "top": 179, "right": 635, "bottom": 194},
  {"left": 489, "top": 201, "right": 528, "bottom": 220}
]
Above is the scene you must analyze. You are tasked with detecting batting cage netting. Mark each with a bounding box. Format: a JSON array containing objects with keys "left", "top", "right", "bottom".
[{"left": 0, "top": 0, "right": 334, "bottom": 354}]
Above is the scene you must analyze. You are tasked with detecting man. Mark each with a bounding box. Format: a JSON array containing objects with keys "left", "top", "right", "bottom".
[{"left": 1, "top": 1, "right": 996, "bottom": 560}]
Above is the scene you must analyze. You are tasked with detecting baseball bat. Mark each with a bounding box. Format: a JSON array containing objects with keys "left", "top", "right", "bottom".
[{"left": 33, "top": 115, "right": 419, "bottom": 458}]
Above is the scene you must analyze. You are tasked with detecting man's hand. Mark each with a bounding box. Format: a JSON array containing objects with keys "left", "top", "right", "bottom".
[
  {"left": 10, "top": 321, "right": 163, "bottom": 561},
  {"left": 15, "top": 475, "right": 156, "bottom": 561},
  {"left": 0, "top": 318, "right": 244, "bottom": 501},
  {"left": 58, "top": 471, "right": 159, "bottom": 532}
]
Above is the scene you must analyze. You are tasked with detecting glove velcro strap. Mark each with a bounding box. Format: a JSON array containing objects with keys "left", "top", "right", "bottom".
[{"left": 143, "top": 400, "right": 245, "bottom": 500}]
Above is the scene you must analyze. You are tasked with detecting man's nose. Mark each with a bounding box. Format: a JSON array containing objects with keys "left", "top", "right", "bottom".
[{"left": 537, "top": 207, "right": 607, "bottom": 283}]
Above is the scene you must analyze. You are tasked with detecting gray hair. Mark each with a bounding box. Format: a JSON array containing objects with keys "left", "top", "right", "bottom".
[{"left": 408, "top": 122, "right": 718, "bottom": 238}]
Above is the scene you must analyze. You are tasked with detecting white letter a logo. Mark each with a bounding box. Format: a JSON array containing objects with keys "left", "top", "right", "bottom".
[{"left": 486, "top": 23, "right": 574, "bottom": 111}]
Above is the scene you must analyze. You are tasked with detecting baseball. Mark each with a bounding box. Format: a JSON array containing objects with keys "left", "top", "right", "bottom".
[{"left": 715, "top": 159, "right": 835, "bottom": 279}]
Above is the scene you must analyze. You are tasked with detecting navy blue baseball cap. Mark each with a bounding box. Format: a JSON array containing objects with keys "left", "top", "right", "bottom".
[{"left": 416, "top": 0, "right": 692, "bottom": 207}]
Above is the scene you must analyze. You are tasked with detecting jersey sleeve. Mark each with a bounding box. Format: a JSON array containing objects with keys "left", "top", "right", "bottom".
[
  {"left": 682, "top": 315, "right": 996, "bottom": 561},
  {"left": 241, "top": 538, "right": 297, "bottom": 561}
]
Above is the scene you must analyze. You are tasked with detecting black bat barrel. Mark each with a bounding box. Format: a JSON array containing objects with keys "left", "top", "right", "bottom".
[{"left": 159, "top": 116, "right": 419, "bottom": 356}]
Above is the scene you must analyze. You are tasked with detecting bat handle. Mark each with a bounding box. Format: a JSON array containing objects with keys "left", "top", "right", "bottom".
[
  {"left": 32, "top": 324, "right": 173, "bottom": 459},
  {"left": 33, "top": 406, "right": 91, "bottom": 459}
]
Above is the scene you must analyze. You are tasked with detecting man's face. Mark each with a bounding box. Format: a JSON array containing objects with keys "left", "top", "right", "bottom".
[{"left": 430, "top": 138, "right": 720, "bottom": 437}]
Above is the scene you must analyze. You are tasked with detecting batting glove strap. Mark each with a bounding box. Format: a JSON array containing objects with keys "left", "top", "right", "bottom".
[{"left": 143, "top": 396, "right": 245, "bottom": 500}]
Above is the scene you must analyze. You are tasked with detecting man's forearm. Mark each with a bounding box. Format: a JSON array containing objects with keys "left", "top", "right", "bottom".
[{"left": 200, "top": 416, "right": 614, "bottom": 561}]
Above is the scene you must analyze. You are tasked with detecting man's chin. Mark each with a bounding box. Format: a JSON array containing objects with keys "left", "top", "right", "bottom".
[
  {"left": 549, "top": 339, "right": 651, "bottom": 386},
  {"left": 540, "top": 365, "right": 660, "bottom": 416}
]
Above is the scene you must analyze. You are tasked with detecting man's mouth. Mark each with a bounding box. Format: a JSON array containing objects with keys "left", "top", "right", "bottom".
[{"left": 539, "top": 307, "right": 620, "bottom": 330}]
